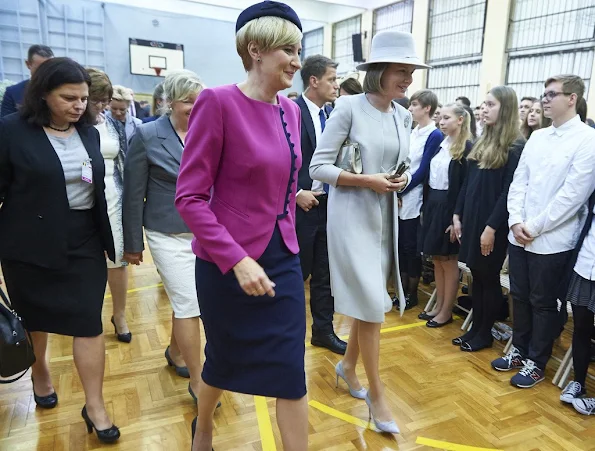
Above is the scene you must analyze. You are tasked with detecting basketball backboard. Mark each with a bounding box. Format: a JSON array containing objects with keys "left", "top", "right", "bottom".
[{"left": 129, "top": 38, "right": 184, "bottom": 77}]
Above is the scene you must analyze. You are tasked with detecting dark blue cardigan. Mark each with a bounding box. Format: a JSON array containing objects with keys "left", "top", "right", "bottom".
[{"left": 402, "top": 128, "right": 444, "bottom": 195}]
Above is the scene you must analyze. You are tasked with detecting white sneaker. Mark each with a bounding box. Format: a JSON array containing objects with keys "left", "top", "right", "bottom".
[
  {"left": 560, "top": 381, "right": 585, "bottom": 404},
  {"left": 573, "top": 397, "right": 595, "bottom": 415}
]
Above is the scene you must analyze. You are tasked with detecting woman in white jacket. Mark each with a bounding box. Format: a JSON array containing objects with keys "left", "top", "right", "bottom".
[{"left": 310, "top": 30, "right": 430, "bottom": 434}]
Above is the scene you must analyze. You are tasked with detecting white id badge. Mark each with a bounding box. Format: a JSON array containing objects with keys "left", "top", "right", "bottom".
[{"left": 82, "top": 159, "right": 93, "bottom": 184}]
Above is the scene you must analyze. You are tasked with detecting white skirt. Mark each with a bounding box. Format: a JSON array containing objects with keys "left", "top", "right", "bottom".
[{"left": 145, "top": 229, "right": 200, "bottom": 318}]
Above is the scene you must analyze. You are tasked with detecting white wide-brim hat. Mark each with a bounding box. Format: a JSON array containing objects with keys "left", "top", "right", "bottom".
[{"left": 356, "top": 30, "right": 431, "bottom": 71}]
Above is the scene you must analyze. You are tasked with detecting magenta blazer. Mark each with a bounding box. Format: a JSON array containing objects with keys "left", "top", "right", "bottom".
[{"left": 175, "top": 85, "right": 302, "bottom": 274}]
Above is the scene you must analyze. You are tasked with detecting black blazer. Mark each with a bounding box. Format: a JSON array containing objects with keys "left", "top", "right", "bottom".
[
  {"left": 294, "top": 95, "right": 332, "bottom": 191},
  {"left": 0, "top": 113, "right": 115, "bottom": 269}
]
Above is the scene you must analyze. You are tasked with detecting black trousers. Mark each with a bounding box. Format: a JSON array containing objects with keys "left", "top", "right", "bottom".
[
  {"left": 398, "top": 217, "right": 422, "bottom": 278},
  {"left": 468, "top": 267, "right": 504, "bottom": 343},
  {"left": 571, "top": 304, "right": 594, "bottom": 386},
  {"left": 296, "top": 195, "right": 334, "bottom": 335},
  {"left": 509, "top": 244, "right": 572, "bottom": 369}
]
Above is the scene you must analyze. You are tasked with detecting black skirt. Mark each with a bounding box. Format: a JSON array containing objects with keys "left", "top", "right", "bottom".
[
  {"left": 422, "top": 188, "right": 459, "bottom": 257},
  {"left": 567, "top": 271, "right": 595, "bottom": 314},
  {"left": 195, "top": 226, "right": 306, "bottom": 400},
  {"left": 1, "top": 210, "right": 107, "bottom": 337}
]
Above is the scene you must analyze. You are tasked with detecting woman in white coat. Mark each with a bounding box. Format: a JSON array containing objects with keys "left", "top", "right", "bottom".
[{"left": 310, "top": 30, "right": 430, "bottom": 434}]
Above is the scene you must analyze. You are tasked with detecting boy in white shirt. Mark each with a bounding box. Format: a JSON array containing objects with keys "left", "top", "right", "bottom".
[{"left": 492, "top": 75, "right": 595, "bottom": 388}]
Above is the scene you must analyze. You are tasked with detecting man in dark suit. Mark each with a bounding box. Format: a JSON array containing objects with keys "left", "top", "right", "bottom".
[
  {"left": 1, "top": 44, "right": 53, "bottom": 117},
  {"left": 295, "top": 55, "right": 346, "bottom": 354}
]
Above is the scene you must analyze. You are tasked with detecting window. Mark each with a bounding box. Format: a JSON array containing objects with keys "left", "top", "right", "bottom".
[
  {"left": 426, "top": 61, "right": 482, "bottom": 108},
  {"left": 425, "top": 0, "right": 487, "bottom": 106},
  {"left": 332, "top": 15, "right": 361, "bottom": 75},
  {"left": 302, "top": 27, "right": 324, "bottom": 61},
  {"left": 505, "top": 0, "right": 595, "bottom": 99},
  {"left": 373, "top": 0, "right": 414, "bottom": 35}
]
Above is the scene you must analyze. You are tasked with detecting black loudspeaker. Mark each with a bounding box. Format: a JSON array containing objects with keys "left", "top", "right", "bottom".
[{"left": 352, "top": 33, "right": 364, "bottom": 63}]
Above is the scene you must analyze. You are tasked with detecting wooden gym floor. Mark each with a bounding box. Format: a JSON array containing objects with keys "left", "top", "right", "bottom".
[{"left": 0, "top": 250, "right": 594, "bottom": 451}]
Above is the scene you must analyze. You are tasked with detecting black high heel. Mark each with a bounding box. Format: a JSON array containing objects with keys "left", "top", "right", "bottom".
[
  {"left": 111, "top": 316, "right": 132, "bottom": 343},
  {"left": 31, "top": 377, "right": 58, "bottom": 409},
  {"left": 188, "top": 384, "right": 221, "bottom": 409},
  {"left": 191, "top": 417, "right": 214, "bottom": 451},
  {"left": 81, "top": 405, "right": 121, "bottom": 443},
  {"left": 165, "top": 346, "right": 190, "bottom": 378}
]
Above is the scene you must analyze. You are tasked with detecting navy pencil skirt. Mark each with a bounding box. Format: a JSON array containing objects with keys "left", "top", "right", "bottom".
[{"left": 195, "top": 226, "right": 307, "bottom": 399}]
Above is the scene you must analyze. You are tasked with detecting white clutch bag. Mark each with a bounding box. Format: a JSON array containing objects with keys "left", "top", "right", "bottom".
[{"left": 335, "top": 139, "right": 363, "bottom": 174}]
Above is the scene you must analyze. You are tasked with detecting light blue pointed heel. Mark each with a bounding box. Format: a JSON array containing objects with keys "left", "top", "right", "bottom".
[
  {"left": 365, "top": 394, "right": 400, "bottom": 434},
  {"left": 335, "top": 361, "right": 367, "bottom": 399}
]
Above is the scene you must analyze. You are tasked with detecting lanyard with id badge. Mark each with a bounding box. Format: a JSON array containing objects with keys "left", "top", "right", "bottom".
[{"left": 82, "top": 158, "right": 93, "bottom": 184}]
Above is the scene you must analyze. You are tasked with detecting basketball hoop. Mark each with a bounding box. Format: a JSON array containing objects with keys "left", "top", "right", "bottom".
[{"left": 153, "top": 67, "right": 163, "bottom": 77}]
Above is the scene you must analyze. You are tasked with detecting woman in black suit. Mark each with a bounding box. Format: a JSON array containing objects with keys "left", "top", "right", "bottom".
[{"left": 0, "top": 58, "right": 120, "bottom": 443}]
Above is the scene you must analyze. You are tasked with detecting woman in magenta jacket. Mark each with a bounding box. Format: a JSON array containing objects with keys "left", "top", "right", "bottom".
[{"left": 175, "top": 2, "right": 308, "bottom": 450}]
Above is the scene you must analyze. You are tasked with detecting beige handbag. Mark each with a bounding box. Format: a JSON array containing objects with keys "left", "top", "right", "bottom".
[{"left": 335, "top": 139, "right": 363, "bottom": 174}]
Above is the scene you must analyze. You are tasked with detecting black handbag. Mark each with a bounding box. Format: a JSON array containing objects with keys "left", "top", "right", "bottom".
[{"left": 0, "top": 286, "right": 35, "bottom": 383}]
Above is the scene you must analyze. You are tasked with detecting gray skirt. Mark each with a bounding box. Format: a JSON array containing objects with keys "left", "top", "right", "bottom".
[{"left": 567, "top": 271, "right": 595, "bottom": 314}]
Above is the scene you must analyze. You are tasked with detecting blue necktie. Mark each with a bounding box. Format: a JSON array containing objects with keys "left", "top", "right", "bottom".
[
  {"left": 319, "top": 109, "right": 329, "bottom": 194},
  {"left": 319, "top": 108, "right": 326, "bottom": 131}
]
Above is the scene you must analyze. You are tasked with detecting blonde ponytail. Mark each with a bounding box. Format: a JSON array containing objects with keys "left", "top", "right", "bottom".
[{"left": 443, "top": 103, "right": 470, "bottom": 161}]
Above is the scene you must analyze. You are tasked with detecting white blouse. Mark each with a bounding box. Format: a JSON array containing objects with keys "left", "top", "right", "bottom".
[{"left": 429, "top": 137, "right": 452, "bottom": 190}]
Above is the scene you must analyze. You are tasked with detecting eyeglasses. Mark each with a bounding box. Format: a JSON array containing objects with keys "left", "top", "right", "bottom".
[
  {"left": 90, "top": 98, "right": 111, "bottom": 106},
  {"left": 540, "top": 91, "right": 572, "bottom": 102}
]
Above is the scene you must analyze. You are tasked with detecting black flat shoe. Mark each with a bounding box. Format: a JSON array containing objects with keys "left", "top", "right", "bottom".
[
  {"left": 426, "top": 317, "right": 453, "bottom": 328},
  {"left": 165, "top": 346, "right": 190, "bottom": 378},
  {"left": 81, "top": 405, "right": 120, "bottom": 443},
  {"left": 404, "top": 294, "right": 419, "bottom": 311},
  {"left": 460, "top": 340, "right": 493, "bottom": 352},
  {"left": 188, "top": 384, "right": 221, "bottom": 408},
  {"left": 111, "top": 316, "right": 132, "bottom": 343},
  {"left": 452, "top": 337, "right": 464, "bottom": 346},
  {"left": 31, "top": 377, "right": 58, "bottom": 409},
  {"left": 418, "top": 311, "right": 435, "bottom": 321}
]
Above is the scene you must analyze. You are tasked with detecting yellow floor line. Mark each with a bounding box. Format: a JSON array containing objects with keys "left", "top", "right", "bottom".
[
  {"left": 379, "top": 321, "right": 427, "bottom": 334},
  {"left": 416, "top": 437, "right": 503, "bottom": 451},
  {"left": 254, "top": 396, "right": 277, "bottom": 451},
  {"left": 104, "top": 283, "right": 163, "bottom": 299},
  {"left": 306, "top": 320, "right": 427, "bottom": 348},
  {"left": 309, "top": 400, "right": 376, "bottom": 431}
]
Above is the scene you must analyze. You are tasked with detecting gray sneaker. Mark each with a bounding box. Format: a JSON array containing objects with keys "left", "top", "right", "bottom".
[{"left": 560, "top": 381, "right": 585, "bottom": 404}]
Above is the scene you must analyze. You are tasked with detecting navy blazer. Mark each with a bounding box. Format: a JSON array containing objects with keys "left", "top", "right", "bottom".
[
  {"left": 0, "top": 79, "right": 28, "bottom": 118},
  {"left": 0, "top": 113, "right": 115, "bottom": 269},
  {"left": 294, "top": 95, "right": 332, "bottom": 191}
]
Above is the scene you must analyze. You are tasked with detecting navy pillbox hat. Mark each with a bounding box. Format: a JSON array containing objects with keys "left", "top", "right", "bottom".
[{"left": 236, "top": 1, "right": 302, "bottom": 33}]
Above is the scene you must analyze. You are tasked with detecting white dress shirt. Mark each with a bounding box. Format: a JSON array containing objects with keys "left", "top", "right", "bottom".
[
  {"left": 400, "top": 122, "right": 437, "bottom": 220},
  {"left": 507, "top": 115, "right": 595, "bottom": 254},
  {"left": 429, "top": 137, "right": 452, "bottom": 190},
  {"left": 574, "top": 204, "right": 595, "bottom": 281},
  {"left": 303, "top": 93, "right": 326, "bottom": 193}
]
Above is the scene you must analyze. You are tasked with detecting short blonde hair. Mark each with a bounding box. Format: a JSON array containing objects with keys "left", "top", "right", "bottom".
[
  {"left": 363, "top": 63, "right": 389, "bottom": 94},
  {"left": 162, "top": 70, "right": 204, "bottom": 103},
  {"left": 111, "top": 85, "right": 133, "bottom": 103},
  {"left": 236, "top": 16, "right": 302, "bottom": 71}
]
